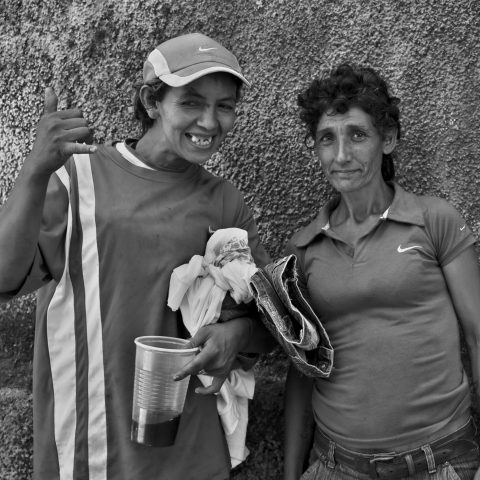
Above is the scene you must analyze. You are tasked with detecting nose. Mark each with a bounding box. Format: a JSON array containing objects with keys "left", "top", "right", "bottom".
[
  {"left": 197, "top": 107, "right": 218, "bottom": 131},
  {"left": 335, "top": 137, "right": 351, "bottom": 164}
]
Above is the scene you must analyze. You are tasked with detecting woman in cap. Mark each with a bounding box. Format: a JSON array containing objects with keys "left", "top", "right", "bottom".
[
  {"left": 0, "top": 33, "right": 271, "bottom": 480},
  {"left": 284, "top": 63, "right": 480, "bottom": 480}
]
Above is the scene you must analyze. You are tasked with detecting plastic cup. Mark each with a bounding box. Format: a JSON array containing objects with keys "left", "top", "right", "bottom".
[{"left": 130, "top": 336, "right": 199, "bottom": 447}]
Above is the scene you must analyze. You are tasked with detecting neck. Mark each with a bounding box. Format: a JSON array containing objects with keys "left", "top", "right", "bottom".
[
  {"left": 333, "top": 180, "right": 393, "bottom": 225},
  {"left": 135, "top": 132, "right": 190, "bottom": 171}
]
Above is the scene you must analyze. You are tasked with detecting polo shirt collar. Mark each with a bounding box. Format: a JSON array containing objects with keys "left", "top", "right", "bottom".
[
  {"left": 386, "top": 182, "right": 425, "bottom": 226},
  {"left": 294, "top": 182, "right": 425, "bottom": 248}
]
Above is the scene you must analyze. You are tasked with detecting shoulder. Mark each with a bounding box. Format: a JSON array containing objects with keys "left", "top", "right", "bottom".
[
  {"left": 287, "top": 198, "right": 334, "bottom": 251},
  {"left": 402, "top": 189, "right": 472, "bottom": 251},
  {"left": 415, "top": 192, "right": 463, "bottom": 223},
  {"left": 90, "top": 143, "right": 120, "bottom": 160},
  {"left": 286, "top": 216, "right": 322, "bottom": 255},
  {"left": 199, "top": 169, "right": 245, "bottom": 201},
  {"left": 391, "top": 184, "right": 462, "bottom": 225}
]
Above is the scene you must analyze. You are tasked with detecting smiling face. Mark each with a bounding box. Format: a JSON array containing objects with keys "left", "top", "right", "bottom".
[
  {"left": 315, "top": 107, "right": 396, "bottom": 194},
  {"left": 146, "top": 73, "right": 238, "bottom": 167}
]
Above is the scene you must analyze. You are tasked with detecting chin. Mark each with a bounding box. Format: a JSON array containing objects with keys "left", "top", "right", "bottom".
[{"left": 331, "top": 180, "right": 357, "bottom": 192}]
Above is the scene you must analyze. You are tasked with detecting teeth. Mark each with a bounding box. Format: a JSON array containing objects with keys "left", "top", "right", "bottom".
[{"left": 189, "top": 134, "right": 213, "bottom": 146}]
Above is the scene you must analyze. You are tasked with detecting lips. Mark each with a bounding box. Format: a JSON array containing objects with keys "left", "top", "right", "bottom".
[{"left": 333, "top": 169, "right": 359, "bottom": 175}]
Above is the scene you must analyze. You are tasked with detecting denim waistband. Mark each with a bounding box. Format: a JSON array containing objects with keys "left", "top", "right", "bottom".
[{"left": 314, "top": 419, "right": 478, "bottom": 479}]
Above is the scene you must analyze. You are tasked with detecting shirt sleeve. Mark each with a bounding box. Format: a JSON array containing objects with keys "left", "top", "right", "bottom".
[
  {"left": 4, "top": 171, "right": 69, "bottom": 299},
  {"left": 424, "top": 197, "right": 475, "bottom": 267}
]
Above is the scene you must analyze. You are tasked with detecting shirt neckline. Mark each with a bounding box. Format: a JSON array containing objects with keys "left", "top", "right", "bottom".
[
  {"left": 105, "top": 141, "right": 201, "bottom": 183},
  {"left": 294, "top": 182, "right": 425, "bottom": 248}
]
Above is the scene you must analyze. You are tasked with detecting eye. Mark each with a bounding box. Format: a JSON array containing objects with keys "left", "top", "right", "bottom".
[
  {"left": 181, "top": 100, "right": 202, "bottom": 107},
  {"left": 218, "top": 103, "right": 236, "bottom": 112},
  {"left": 352, "top": 130, "right": 367, "bottom": 141},
  {"left": 316, "top": 132, "right": 334, "bottom": 144}
]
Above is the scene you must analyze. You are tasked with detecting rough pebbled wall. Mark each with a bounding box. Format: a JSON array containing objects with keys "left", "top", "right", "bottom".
[
  {"left": 1, "top": 0, "right": 480, "bottom": 478},
  {"left": 2, "top": 0, "right": 480, "bottom": 253}
]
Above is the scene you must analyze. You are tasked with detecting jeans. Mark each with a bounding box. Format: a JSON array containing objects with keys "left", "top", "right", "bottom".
[
  {"left": 300, "top": 447, "right": 480, "bottom": 480},
  {"left": 249, "top": 254, "right": 333, "bottom": 377}
]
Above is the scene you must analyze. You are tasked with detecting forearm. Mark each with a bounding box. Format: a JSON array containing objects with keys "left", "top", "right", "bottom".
[
  {"left": 284, "top": 364, "right": 315, "bottom": 480},
  {"left": 243, "top": 315, "right": 276, "bottom": 353},
  {"left": 222, "top": 314, "right": 275, "bottom": 354},
  {"left": 0, "top": 162, "right": 50, "bottom": 291},
  {"left": 219, "top": 298, "right": 276, "bottom": 353}
]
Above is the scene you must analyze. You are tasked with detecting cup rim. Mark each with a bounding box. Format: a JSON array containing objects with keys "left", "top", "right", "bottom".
[{"left": 134, "top": 335, "right": 199, "bottom": 353}]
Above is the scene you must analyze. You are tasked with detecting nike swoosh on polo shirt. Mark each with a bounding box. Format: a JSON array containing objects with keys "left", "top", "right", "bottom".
[{"left": 397, "top": 245, "right": 423, "bottom": 253}]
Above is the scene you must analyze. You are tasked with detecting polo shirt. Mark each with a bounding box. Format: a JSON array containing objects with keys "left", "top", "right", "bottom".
[{"left": 286, "top": 182, "right": 474, "bottom": 451}]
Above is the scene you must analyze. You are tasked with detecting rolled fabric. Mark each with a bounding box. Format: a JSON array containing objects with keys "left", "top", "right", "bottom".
[{"left": 249, "top": 255, "right": 334, "bottom": 378}]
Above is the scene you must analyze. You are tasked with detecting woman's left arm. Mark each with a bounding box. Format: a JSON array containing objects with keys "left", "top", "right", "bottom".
[
  {"left": 443, "top": 245, "right": 480, "bottom": 480},
  {"left": 443, "top": 245, "right": 480, "bottom": 408}
]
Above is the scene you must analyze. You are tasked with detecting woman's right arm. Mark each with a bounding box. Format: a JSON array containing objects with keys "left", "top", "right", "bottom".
[
  {"left": 0, "top": 87, "right": 95, "bottom": 293},
  {"left": 284, "top": 363, "right": 315, "bottom": 480}
]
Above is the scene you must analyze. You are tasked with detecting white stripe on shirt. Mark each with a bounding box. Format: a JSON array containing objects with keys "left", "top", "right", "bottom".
[
  {"left": 74, "top": 154, "right": 108, "bottom": 480},
  {"left": 46, "top": 166, "right": 77, "bottom": 480},
  {"left": 115, "top": 141, "right": 155, "bottom": 170}
]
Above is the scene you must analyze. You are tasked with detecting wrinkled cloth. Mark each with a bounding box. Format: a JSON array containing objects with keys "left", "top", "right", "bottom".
[
  {"left": 249, "top": 255, "right": 334, "bottom": 378},
  {"left": 168, "top": 228, "right": 258, "bottom": 467}
]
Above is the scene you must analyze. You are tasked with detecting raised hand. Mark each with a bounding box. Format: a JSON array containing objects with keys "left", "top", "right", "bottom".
[{"left": 27, "top": 87, "right": 96, "bottom": 176}]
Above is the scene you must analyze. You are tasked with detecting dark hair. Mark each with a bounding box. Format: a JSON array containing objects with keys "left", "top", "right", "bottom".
[
  {"left": 133, "top": 74, "right": 244, "bottom": 136},
  {"left": 298, "top": 63, "right": 401, "bottom": 181}
]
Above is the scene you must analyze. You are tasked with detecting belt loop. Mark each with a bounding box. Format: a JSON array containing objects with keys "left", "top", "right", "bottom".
[
  {"left": 327, "top": 440, "right": 336, "bottom": 469},
  {"left": 404, "top": 453, "right": 416, "bottom": 476},
  {"left": 421, "top": 444, "right": 437, "bottom": 474}
]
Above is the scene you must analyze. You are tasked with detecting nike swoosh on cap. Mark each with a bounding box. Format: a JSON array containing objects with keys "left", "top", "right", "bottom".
[
  {"left": 198, "top": 47, "right": 217, "bottom": 52},
  {"left": 397, "top": 245, "right": 423, "bottom": 253}
]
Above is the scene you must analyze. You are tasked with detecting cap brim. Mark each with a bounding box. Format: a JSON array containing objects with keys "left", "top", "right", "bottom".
[{"left": 159, "top": 65, "right": 251, "bottom": 88}]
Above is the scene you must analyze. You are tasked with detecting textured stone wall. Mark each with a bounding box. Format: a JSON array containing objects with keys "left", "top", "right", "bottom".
[
  {"left": 2, "top": 0, "right": 480, "bottom": 253},
  {"left": 1, "top": 0, "right": 480, "bottom": 478}
]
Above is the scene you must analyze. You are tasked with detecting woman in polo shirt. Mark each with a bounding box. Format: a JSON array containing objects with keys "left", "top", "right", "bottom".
[
  {"left": 0, "top": 33, "right": 272, "bottom": 480},
  {"left": 284, "top": 64, "right": 480, "bottom": 480}
]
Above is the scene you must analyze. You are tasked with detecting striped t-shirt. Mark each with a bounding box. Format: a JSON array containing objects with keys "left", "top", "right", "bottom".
[{"left": 4, "top": 143, "right": 269, "bottom": 480}]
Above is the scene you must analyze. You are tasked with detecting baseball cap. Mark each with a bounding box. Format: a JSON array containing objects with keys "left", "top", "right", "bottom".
[{"left": 143, "top": 33, "right": 250, "bottom": 87}]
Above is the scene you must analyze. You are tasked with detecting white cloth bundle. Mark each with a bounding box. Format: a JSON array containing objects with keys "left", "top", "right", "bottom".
[{"left": 167, "top": 228, "right": 258, "bottom": 467}]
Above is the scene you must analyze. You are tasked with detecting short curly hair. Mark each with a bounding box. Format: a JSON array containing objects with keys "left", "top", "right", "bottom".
[{"left": 298, "top": 63, "right": 401, "bottom": 181}]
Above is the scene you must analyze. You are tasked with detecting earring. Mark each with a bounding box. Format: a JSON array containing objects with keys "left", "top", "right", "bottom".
[
  {"left": 146, "top": 107, "right": 157, "bottom": 119},
  {"left": 305, "top": 137, "right": 315, "bottom": 149}
]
